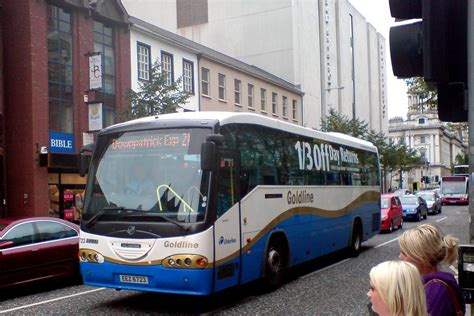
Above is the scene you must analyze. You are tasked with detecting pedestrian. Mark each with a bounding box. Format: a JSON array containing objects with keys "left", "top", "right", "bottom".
[
  {"left": 399, "top": 223, "right": 465, "bottom": 316},
  {"left": 367, "top": 260, "right": 427, "bottom": 316}
]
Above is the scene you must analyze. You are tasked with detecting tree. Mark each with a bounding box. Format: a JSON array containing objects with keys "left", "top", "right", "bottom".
[
  {"left": 118, "top": 60, "right": 190, "bottom": 121},
  {"left": 405, "top": 77, "right": 438, "bottom": 112},
  {"left": 321, "top": 110, "right": 422, "bottom": 192}
]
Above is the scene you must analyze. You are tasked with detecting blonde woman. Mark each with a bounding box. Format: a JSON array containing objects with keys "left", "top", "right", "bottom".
[
  {"left": 368, "top": 260, "right": 427, "bottom": 316},
  {"left": 399, "top": 223, "right": 465, "bottom": 316}
]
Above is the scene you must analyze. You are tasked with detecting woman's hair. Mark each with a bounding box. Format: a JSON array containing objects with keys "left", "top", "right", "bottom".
[
  {"left": 399, "top": 223, "right": 459, "bottom": 267},
  {"left": 370, "top": 261, "right": 427, "bottom": 316}
]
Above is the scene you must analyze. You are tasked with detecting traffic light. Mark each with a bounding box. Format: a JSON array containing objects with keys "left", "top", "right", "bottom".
[{"left": 389, "top": 0, "right": 468, "bottom": 122}]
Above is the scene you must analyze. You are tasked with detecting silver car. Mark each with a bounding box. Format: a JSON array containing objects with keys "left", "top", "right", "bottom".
[{"left": 417, "top": 191, "right": 442, "bottom": 215}]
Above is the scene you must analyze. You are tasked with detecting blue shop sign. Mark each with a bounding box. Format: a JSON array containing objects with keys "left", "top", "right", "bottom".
[{"left": 49, "top": 131, "right": 75, "bottom": 154}]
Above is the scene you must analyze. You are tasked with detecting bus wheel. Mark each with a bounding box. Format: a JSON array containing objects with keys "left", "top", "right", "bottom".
[
  {"left": 264, "top": 242, "right": 286, "bottom": 290},
  {"left": 349, "top": 222, "right": 362, "bottom": 257}
]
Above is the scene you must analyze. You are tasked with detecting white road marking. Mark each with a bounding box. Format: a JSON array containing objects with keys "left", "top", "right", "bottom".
[
  {"left": 436, "top": 217, "right": 448, "bottom": 223},
  {"left": 0, "top": 287, "right": 106, "bottom": 314},
  {"left": 301, "top": 258, "right": 350, "bottom": 279},
  {"left": 374, "top": 237, "right": 400, "bottom": 248}
]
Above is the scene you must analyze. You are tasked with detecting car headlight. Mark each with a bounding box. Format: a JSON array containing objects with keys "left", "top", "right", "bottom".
[{"left": 381, "top": 214, "right": 388, "bottom": 220}]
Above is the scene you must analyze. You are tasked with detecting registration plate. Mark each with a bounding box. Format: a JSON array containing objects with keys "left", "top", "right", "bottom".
[{"left": 119, "top": 274, "right": 149, "bottom": 284}]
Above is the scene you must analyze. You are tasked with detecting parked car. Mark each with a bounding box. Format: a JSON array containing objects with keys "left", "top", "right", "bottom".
[
  {"left": 380, "top": 194, "right": 403, "bottom": 233},
  {"left": 0, "top": 217, "right": 80, "bottom": 289},
  {"left": 417, "top": 191, "right": 442, "bottom": 214},
  {"left": 399, "top": 195, "right": 429, "bottom": 221}
]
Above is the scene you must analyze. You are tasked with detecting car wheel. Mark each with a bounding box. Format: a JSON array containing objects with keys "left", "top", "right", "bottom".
[
  {"left": 389, "top": 221, "right": 393, "bottom": 233},
  {"left": 263, "top": 241, "right": 287, "bottom": 291},
  {"left": 417, "top": 212, "right": 422, "bottom": 222},
  {"left": 398, "top": 218, "right": 403, "bottom": 229}
]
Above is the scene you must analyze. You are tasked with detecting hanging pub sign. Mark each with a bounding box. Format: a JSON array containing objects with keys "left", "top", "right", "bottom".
[
  {"left": 89, "top": 53, "right": 102, "bottom": 90},
  {"left": 88, "top": 103, "right": 103, "bottom": 131}
]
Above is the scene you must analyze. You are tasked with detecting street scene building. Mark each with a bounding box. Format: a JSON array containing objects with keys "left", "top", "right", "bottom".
[
  {"left": 122, "top": 0, "right": 388, "bottom": 133},
  {"left": 2, "top": 0, "right": 131, "bottom": 218},
  {"left": 388, "top": 96, "right": 467, "bottom": 191},
  {"left": 129, "top": 17, "right": 304, "bottom": 123}
]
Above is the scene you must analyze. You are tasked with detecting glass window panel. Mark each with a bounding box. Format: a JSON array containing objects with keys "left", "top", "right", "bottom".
[
  {"left": 104, "top": 35, "right": 113, "bottom": 46},
  {"left": 104, "top": 26, "right": 112, "bottom": 36},
  {"left": 49, "top": 100, "right": 61, "bottom": 131},
  {"left": 104, "top": 108, "right": 114, "bottom": 127},
  {"left": 48, "top": 83, "right": 63, "bottom": 99},
  {"left": 59, "top": 33, "right": 72, "bottom": 64},
  {"left": 94, "top": 43, "right": 103, "bottom": 54},
  {"left": 94, "top": 32, "right": 103, "bottom": 44},
  {"left": 104, "top": 47, "right": 115, "bottom": 75},
  {"left": 94, "top": 21, "right": 103, "bottom": 33},
  {"left": 59, "top": 20, "right": 70, "bottom": 33},
  {"left": 58, "top": 8, "right": 70, "bottom": 22},
  {"left": 47, "top": 16, "right": 57, "bottom": 29},
  {"left": 65, "top": 66, "right": 73, "bottom": 86},
  {"left": 48, "top": 62, "right": 62, "bottom": 82},
  {"left": 104, "top": 77, "right": 115, "bottom": 94}
]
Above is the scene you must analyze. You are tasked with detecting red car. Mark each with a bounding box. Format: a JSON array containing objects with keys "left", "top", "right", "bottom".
[
  {"left": 0, "top": 217, "right": 80, "bottom": 289},
  {"left": 380, "top": 194, "right": 403, "bottom": 233}
]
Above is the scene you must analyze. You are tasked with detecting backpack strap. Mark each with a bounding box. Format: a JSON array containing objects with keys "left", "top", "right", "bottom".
[{"left": 425, "top": 278, "right": 464, "bottom": 316}]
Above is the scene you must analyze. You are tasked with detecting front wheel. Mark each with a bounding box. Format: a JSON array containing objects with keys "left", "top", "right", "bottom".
[
  {"left": 388, "top": 221, "right": 393, "bottom": 233},
  {"left": 263, "top": 242, "right": 287, "bottom": 291}
]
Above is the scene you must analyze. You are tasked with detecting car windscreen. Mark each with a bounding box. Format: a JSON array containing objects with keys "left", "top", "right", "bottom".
[
  {"left": 381, "top": 197, "right": 390, "bottom": 209},
  {"left": 418, "top": 193, "right": 434, "bottom": 201}
]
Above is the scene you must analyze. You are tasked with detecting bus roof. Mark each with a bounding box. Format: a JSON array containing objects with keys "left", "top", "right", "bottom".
[{"left": 106, "top": 112, "right": 378, "bottom": 153}]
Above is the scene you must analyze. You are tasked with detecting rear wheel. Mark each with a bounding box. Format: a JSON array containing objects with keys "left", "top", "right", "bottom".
[
  {"left": 398, "top": 218, "right": 403, "bottom": 229},
  {"left": 349, "top": 222, "right": 362, "bottom": 257},
  {"left": 263, "top": 241, "right": 287, "bottom": 290},
  {"left": 388, "top": 221, "right": 393, "bottom": 233}
]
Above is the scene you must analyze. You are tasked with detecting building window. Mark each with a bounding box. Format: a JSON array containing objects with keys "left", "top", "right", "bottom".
[
  {"left": 201, "top": 68, "right": 210, "bottom": 96},
  {"left": 282, "top": 96, "right": 288, "bottom": 117},
  {"left": 183, "top": 59, "right": 194, "bottom": 94},
  {"left": 248, "top": 84, "right": 254, "bottom": 108},
  {"left": 418, "top": 117, "right": 426, "bottom": 124},
  {"left": 292, "top": 99, "right": 297, "bottom": 120},
  {"left": 94, "top": 21, "right": 115, "bottom": 127},
  {"left": 420, "top": 135, "right": 426, "bottom": 144},
  {"left": 48, "top": 5, "right": 73, "bottom": 133},
  {"left": 137, "top": 42, "right": 150, "bottom": 81},
  {"left": 261, "top": 88, "right": 266, "bottom": 111},
  {"left": 272, "top": 92, "right": 278, "bottom": 114},
  {"left": 218, "top": 73, "right": 226, "bottom": 100},
  {"left": 161, "top": 51, "right": 174, "bottom": 85},
  {"left": 234, "top": 79, "right": 241, "bottom": 105}
]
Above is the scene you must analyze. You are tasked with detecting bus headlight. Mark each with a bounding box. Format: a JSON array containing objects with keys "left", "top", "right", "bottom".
[
  {"left": 79, "top": 249, "right": 104, "bottom": 264},
  {"left": 162, "top": 254, "right": 208, "bottom": 269}
]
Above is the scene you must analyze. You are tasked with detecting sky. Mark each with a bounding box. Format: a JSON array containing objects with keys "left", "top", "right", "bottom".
[{"left": 348, "top": 0, "right": 409, "bottom": 119}]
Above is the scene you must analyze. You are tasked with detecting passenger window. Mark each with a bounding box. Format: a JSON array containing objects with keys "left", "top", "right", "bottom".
[
  {"left": 36, "top": 221, "right": 77, "bottom": 242},
  {"left": 3, "top": 223, "right": 36, "bottom": 246}
]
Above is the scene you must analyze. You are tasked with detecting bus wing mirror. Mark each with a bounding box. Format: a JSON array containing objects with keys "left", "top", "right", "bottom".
[
  {"left": 201, "top": 142, "right": 216, "bottom": 171},
  {"left": 78, "top": 143, "right": 95, "bottom": 177},
  {"left": 206, "top": 134, "right": 224, "bottom": 146}
]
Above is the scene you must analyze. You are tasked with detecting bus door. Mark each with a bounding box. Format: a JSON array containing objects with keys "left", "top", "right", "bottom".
[{"left": 213, "top": 149, "right": 241, "bottom": 292}]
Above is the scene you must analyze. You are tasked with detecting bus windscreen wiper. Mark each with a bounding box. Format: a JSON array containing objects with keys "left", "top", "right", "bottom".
[
  {"left": 123, "top": 210, "right": 189, "bottom": 232},
  {"left": 85, "top": 206, "right": 124, "bottom": 228}
]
